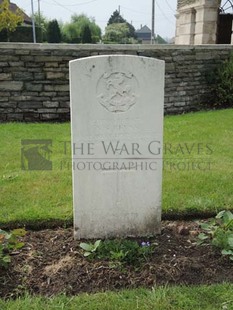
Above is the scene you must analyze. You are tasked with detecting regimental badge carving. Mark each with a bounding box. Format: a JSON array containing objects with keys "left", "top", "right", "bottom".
[{"left": 97, "top": 72, "right": 139, "bottom": 113}]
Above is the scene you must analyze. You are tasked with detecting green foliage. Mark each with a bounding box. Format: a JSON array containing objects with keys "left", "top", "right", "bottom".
[
  {"left": 47, "top": 19, "right": 61, "bottom": 43},
  {"left": 103, "top": 23, "right": 137, "bottom": 44},
  {"left": 0, "top": 25, "right": 42, "bottom": 42},
  {"left": 105, "top": 10, "right": 136, "bottom": 43},
  {"left": 79, "top": 240, "right": 101, "bottom": 257},
  {"left": 80, "top": 239, "right": 156, "bottom": 265},
  {"left": 33, "top": 12, "right": 49, "bottom": 42},
  {"left": 107, "top": 10, "right": 125, "bottom": 25},
  {"left": 0, "top": 228, "right": 26, "bottom": 268},
  {"left": 127, "top": 23, "right": 136, "bottom": 39},
  {"left": 206, "top": 54, "right": 233, "bottom": 108},
  {"left": 156, "top": 34, "right": 168, "bottom": 44},
  {"left": 0, "top": 0, "right": 23, "bottom": 41},
  {"left": 62, "top": 14, "right": 101, "bottom": 44},
  {"left": 0, "top": 284, "right": 233, "bottom": 309},
  {"left": 0, "top": 0, "right": 23, "bottom": 31},
  {"left": 62, "top": 22, "right": 81, "bottom": 43},
  {"left": 81, "top": 24, "right": 92, "bottom": 43},
  {"left": 197, "top": 210, "right": 233, "bottom": 260}
]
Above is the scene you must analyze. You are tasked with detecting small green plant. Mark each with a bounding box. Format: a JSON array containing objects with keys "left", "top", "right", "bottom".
[
  {"left": 206, "top": 54, "right": 233, "bottom": 108},
  {"left": 0, "top": 228, "right": 26, "bottom": 268},
  {"left": 79, "top": 240, "right": 101, "bottom": 257},
  {"left": 197, "top": 210, "right": 233, "bottom": 260},
  {"left": 80, "top": 239, "right": 156, "bottom": 265}
]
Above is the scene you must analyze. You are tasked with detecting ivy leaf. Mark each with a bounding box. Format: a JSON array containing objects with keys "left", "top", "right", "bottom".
[
  {"left": 216, "top": 210, "right": 226, "bottom": 219},
  {"left": 93, "top": 240, "right": 101, "bottom": 251},
  {"left": 222, "top": 211, "right": 233, "bottom": 225},
  {"left": 227, "top": 236, "right": 233, "bottom": 248},
  {"left": 79, "top": 242, "right": 93, "bottom": 252},
  {"left": 198, "top": 233, "right": 208, "bottom": 240},
  {"left": 200, "top": 223, "right": 212, "bottom": 230},
  {"left": 2, "top": 255, "right": 11, "bottom": 263},
  {"left": 221, "top": 249, "right": 233, "bottom": 255}
]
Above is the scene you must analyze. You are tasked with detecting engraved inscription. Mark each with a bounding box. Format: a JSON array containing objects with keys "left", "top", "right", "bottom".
[
  {"left": 91, "top": 119, "right": 144, "bottom": 136},
  {"left": 97, "top": 72, "right": 139, "bottom": 113}
]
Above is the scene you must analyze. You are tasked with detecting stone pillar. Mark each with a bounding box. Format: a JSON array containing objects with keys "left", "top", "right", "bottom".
[
  {"left": 175, "top": 8, "right": 196, "bottom": 44},
  {"left": 175, "top": 0, "right": 221, "bottom": 45},
  {"left": 175, "top": 13, "right": 181, "bottom": 44},
  {"left": 194, "top": 1, "right": 219, "bottom": 44}
]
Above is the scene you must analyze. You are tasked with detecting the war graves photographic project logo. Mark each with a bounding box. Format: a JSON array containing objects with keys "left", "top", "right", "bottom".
[{"left": 21, "top": 140, "right": 52, "bottom": 171}]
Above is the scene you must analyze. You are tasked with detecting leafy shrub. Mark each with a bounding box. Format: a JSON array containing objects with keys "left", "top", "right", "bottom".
[
  {"left": 197, "top": 210, "right": 233, "bottom": 261},
  {"left": 80, "top": 239, "right": 156, "bottom": 266},
  {"left": 0, "top": 228, "right": 26, "bottom": 268},
  {"left": 0, "top": 26, "right": 42, "bottom": 42},
  {"left": 206, "top": 54, "right": 233, "bottom": 108},
  {"left": 47, "top": 19, "right": 61, "bottom": 43}
]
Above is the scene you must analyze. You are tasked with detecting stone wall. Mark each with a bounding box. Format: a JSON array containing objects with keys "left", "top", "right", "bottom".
[{"left": 0, "top": 43, "right": 232, "bottom": 122}]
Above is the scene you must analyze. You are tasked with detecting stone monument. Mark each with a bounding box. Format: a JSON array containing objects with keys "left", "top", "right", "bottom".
[
  {"left": 175, "top": 0, "right": 233, "bottom": 45},
  {"left": 70, "top": 55, "right": 165, "bottom": 239}
]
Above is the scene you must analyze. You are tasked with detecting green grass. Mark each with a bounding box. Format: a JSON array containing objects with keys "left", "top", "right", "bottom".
[
  {"left": 0, "top": 109, "right": 233, "bottom": 225},
  {"left": 163, "top": 109, "right": 233, "bottom": 215},
  {"left": 0, "top": 123, "right": 73, "bottom": 224},
  {"left": 1, "top": 284, "right": 233, "bottom": 310}
]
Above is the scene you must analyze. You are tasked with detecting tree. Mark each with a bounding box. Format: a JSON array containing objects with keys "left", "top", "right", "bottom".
[
  {"left": 105, "top": 10, "right": 136, "bottom": 43},
  {"left": 62, "top": 14, "right": 101, "bottom": 44},
  {"left": 47, "top": 19, "right": 61, "bottom": 43},
  {"left": 156, "top": 34, "right": 168, "bottom": 44},
  {"left": 0, "top": 0, "right": 23, "bottom": 41},
  {"left": 33, "top": 12, "right": 49, "bottom": 42},
  {"left": 103, "top": 23, "right": 131, "bottom": 44},
  {"left": 127, "top": 23, "right": 136, "bottom": 39},
  {"left": 107, "top": 10, "right": 125, "bottom": 25},
  {"left": 81, "top": 25, "right": 92, "bottom": 43}
]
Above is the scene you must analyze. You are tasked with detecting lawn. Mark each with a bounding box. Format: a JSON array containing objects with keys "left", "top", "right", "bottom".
[
  {"left": 1, "top": 284, "right": 233, "bottom": 310},
  {"left": 0, "top": 109, "right": 233, "bottom": 225}
]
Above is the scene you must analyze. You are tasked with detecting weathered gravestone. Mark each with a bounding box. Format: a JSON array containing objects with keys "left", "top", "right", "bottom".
[{"left": 70, "top": 55, "right": 165, "bottom": 239}]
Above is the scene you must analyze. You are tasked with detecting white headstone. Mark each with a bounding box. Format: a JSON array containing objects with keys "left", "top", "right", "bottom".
[{"left": 70, "top": 55, "right": 165, "bottom": 239}]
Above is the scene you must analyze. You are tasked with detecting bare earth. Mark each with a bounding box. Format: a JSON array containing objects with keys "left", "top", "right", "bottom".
[{"left": 1, "top": 221, "right": 232, "bottom": 299}]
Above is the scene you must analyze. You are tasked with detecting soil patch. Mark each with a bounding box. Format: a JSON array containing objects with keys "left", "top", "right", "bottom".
[{"left": 1, "top": 221, "right": 232, "bottom": 298}]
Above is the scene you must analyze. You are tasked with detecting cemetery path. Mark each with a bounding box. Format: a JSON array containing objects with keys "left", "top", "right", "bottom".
[{"left": 1, "top": 221, "right": 232, "bottom": 298}]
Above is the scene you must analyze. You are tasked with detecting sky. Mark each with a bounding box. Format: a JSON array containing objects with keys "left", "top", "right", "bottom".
[{"left": 13, "top": 0, "right": 178, "bottom": 39}]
